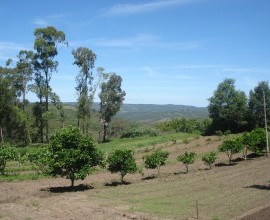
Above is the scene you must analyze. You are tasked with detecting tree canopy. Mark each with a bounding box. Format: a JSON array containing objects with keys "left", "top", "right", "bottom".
[{"left": 208, "top": 78, "right": 248, "bottom": 133}]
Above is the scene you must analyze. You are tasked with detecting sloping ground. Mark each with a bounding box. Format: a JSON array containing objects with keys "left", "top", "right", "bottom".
[{"left": 0, "top": 136, "right": 270, "bottom": 220}]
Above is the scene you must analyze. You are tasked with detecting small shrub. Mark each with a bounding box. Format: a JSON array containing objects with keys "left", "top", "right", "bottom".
[
  {"left": 0, "top": 145, "right": 17, "bottom": 175},
  {"left": 143, "top": 149, "right": 169, "bottom": 175},
  {"left": 219, "top": 137, "right": 243, "bottom": 165},
  {"left": 107, "top": 149, "right": 138, "bottom": 182},
  {"left": 177, "top": 151, "right": 196, "bottom": 173},
  {"left": 224, "top": 130, "right": 231, "bottom": 136},
  {"left": 202, "top": 151, "right": 217, "bottom": 169},
  {"left": 215, "top": 130, "right": 223, "bottom": 136}
]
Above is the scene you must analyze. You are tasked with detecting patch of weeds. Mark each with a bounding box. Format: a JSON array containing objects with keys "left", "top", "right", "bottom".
[
  {"left": 183, "top": 138, "right": 191, "bottom": 144},
  {"left": 212, "top": 216, "right": 221, "bottom": 220},
  {"left": 206, "top": 137, "right": 212, "bottom": 142}
]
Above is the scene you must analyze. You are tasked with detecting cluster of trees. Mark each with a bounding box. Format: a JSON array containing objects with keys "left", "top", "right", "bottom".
[
  {"left": 0, "top": 26, "right": 125, "bottom": 145},
  {"left": 208, "top": 79, "right": 270, "bottom": 133}
]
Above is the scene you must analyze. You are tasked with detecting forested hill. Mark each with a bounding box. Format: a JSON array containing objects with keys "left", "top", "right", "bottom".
[{"left": 65, "top": 103, "right": 208, "bottom": 122}]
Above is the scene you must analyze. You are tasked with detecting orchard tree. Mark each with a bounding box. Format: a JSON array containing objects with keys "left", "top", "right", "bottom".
[
  {"left": 48, "top": 126, "right": 104, "bottom": 187},
  {"left": 107, "top": 149, "right": 137, "bottom": 182},
  {"left": 177, "top": 151, "right": 196, "bottom": 173},
  {"left": 99, "top": 73, "right": 126, "bottom": 142},
  {"left": 208, "top": 79, "right": 248, "bottom": 133},
  {"left": 32, "top": 26, "right": 67, "bottom": 142},
  {"left": 202, "top": 151, "right": 217, "bottom": 169},
  {"left": 143, "top": 149, "right": 169, "bottom": 175},
  {"left": 219, "top": 137, "right": 243, "bottom": 165},
  {"left": 0, "top": 145, "right": 17, "bottom": 175},
  {"left": 248, "top": 81, "right": 270, "bottom": 129}
]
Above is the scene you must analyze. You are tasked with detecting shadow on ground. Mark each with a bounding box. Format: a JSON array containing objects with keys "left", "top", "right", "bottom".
[
  {"left": 245, "top": 184, "right": 270, "bottom": 190},
  {"left": 42, "top": 184, "right": 94, "bottom": 193},
  {"left": 104, "top": 181, "right": 131, "bottom": 187}
]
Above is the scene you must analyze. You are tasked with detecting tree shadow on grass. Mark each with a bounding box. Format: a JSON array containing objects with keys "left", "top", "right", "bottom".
[
  {"left": 174, "top": 171, "right": 188, "bottom": 175},
  {"left": 104, "top": 181, "right": 131, "bottom": 187},
  {"left": 142, "top": 175, "right": 157, "bottom": 181},
  {"left": 42, "top": 184, "right": 94, "bottom": 193},
  {"left": 215, "top": 162, "right": 237, "bottom": 167},
  {"left": 244, "top": 184, "right": 270, "bottom": 190}
]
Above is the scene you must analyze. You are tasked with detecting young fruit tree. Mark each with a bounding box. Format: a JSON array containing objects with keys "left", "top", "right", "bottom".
[
  {"left": 47, "top": 126, "right": 104, "bottom": 187},
  {"left": 143, "top": 149, "right": 169, "bottom": 176},
  {"left": 107, "top": 149, "right": 137, "bottom": 182},
  {"left": 177, "top": 151, "right": 196, "bottom": 173},
  {"left": 202, "top": 151, "right": 217, "bottom": 169},
  {"left": 219, "top": 137, "right": 243, "bottom": 165}
]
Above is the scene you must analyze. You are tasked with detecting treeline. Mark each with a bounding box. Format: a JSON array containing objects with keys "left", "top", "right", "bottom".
[{"left": 0, "top": 26, "right": 125, "bottom": 145}]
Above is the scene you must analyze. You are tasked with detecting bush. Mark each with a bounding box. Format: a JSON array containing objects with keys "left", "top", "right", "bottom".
[
  {"left": 177, "top": 151, "right": 196, "bottom": 173},
  {"left": 45, "top": 126, "right": 104, "bottom": 187},
  {"left": 121, "top": 126, "right": 158, "bottom": 138},
  {"left": 107, "top": 149, "right": 138, "bottom": 182},
  {"left": 202, "top": 151, "right": 217, "bottom": 169},
  {"left": 27, "top": 147, "right": 51, "bottom": 174},
  {"left": 143, "top": 149, "right": 169, "bottom": 175},
  {"left": 243, "top": 128, "right": 266, "bottom": 154},
  {"left": 219, "top": 137, "right": 243, "bottom": 165},
  {"left": 0, "top": 145, "right": 17, "bottom": 175}
]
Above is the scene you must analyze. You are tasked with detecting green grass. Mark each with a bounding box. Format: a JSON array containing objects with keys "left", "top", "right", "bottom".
[
  {"left": 0, "top": 173, "right": 46, "bottom": 182},
  {"left": 98, "top": 132, "right": 196, "bottom": 153}
]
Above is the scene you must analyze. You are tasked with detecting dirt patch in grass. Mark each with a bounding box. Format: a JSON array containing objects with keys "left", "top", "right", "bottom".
[{"left": 1, "top": 136, "right": 270, "bottom": 219}]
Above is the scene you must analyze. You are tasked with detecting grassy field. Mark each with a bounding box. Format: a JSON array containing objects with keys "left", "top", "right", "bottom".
[{"left": 1, "top": 135, "right": 270, "bottom": 219}]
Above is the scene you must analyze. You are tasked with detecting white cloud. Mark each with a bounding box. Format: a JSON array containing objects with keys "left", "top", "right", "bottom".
[
  {"left": 71, "top": 34, "right": 201, "bottom": 51},
  {"left": 107, "top": 0, "right": 198, "bottom": 16},
  {"left": 0, "top": 42, "right": 30, "bottom": 61},
  {"left": 33, "top": 19, "right": 50, "bottom": 26}
]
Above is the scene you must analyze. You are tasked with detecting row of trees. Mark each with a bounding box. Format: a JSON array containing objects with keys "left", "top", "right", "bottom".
[
  {"left": 208, "top": 79, "right": 270, "bottom": 133},
  {"left": 0, "top": 26, "right": 125, "bottom": 145}
]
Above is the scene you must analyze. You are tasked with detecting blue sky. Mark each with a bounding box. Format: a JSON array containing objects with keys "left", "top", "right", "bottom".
[{"left": 0, "top": 0, "right": 269, "bottom": 107}]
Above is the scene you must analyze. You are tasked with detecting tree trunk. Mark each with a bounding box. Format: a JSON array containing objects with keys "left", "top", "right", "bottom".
[
  {"left": 186, "top": 164, "right": 189, "bottom": 173},
  {"left": 103, "top": 123, "right": 107, "bottom": 143},
  {"left": 71, "top": 178, "right": 75, "bottom": 187},
  {"left": 0, "top": 127, "right": 3, "bottom": 144},
  {"left": 45, "top": 71, "right": 49, "bottom": 142}
]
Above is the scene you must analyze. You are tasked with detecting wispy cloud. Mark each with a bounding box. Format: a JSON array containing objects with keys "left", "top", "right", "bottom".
[
  {"left": 33, "top": 19, "right": 50, "bottom": 26},
  {"left": 71, "top": 34, "right": 202, "bottom": 50},
  {"left": 106, "top": 0, "right": 198, "bottom": 16},
  {"left": 0, "top": 42, "right": 30, "bottom": 61},
  {"left": 33, "top": 13, "right": 73, "bottom": 27}
]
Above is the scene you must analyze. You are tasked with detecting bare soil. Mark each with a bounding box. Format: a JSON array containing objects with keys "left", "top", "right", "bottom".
[{"left": 1, "top": 136, "right": 270, "bottom": 220}]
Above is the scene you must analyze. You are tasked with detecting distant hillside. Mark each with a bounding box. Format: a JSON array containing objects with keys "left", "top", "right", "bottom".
[{"left": 65, "top": 102, "right": 208, "bottom": 122}]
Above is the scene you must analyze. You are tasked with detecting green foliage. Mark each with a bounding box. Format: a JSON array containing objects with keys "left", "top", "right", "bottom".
[
  {"left": 0, "top": 145, "right": 17, "bottom": 175},
  {"left": 99, "top": 73, "right": 126, "bottom": 142},
  {"left": 248, "top": 81, "right": 270, "bottom": 129},
  {"left": 121, "top": 125, "right": 159, "bottom": 138},
  {"left": 143, "top": 149, "right": 169, "bottom": 175},
  {"left": 202, "top": 151, "right": 217, "bottom": 169},
  {"left": 47, "top": 126, "right": 104, "bottom": 186},
  {"left": 27, "top": 147, "right": 51, "bottom": 173},
  {"left": 107, "top": 149, "right": 137, "bottom": 182},
  {"left": 208, "top": 78, "right": 248, "bottom": 133},
  {"left": 242, "top": 128, "right": 266, "bottom": 154},
  {"left": 157, "top": 118, "right": 211, "bottom": 135},
  {"left": 177, "top": 151, "right": 196, "bottom": 173},
  {"left": 219, "top": 137, "right": 243, "bottom": 164}
]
